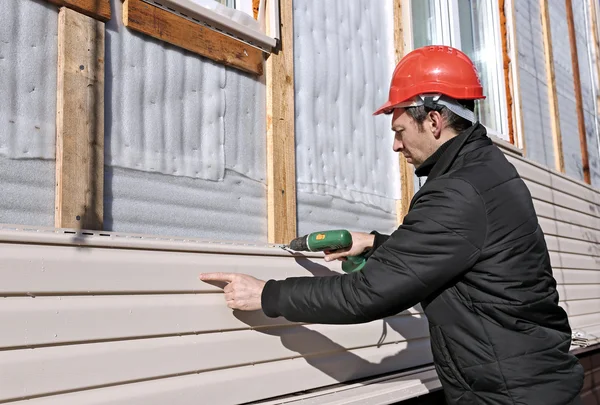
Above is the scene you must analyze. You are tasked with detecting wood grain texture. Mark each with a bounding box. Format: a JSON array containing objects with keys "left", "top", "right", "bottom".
[
  {"left": 393, "top": 0, "right": 414, "bottom": 225},
  {"left": 591, "top": 0, "right": 600, "bottom": 143},
  {"left": 266, "top": 0, "right": 296, "bottom": 244},
  {"left": 540, "top": 0, "right": 565, "bottom": 173},
  {"left": 55, "top": 7, "right": 104, "bottom": 230},
  {"left": 499, "top": 0, "right": 515, "bottom": 145},
  {"left": 45, "top": 0, "right": 111, "bottom": 21},
  {"left": 565, "top": 0, "right": 591, "bottom": 184},
  {"left": 122, "top": 0, "right": 264, "bottom": 75}
]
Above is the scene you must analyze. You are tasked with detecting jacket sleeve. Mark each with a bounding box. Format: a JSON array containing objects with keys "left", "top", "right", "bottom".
[
  {"left": 362, "top": 231, "right": 391, "bottom": 259},
  {"left": 261, "top": 178, "right": 487, "bottom": 324}
]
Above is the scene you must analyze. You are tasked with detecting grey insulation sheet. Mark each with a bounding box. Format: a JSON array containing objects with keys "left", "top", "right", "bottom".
[
  {"left": 104, "top": 0, "right": 267, "bottom": 241},
  {"left": 515, "top": 0, "right": 556, "bottom": 168},
  {"left": 0, "top": 0, "right": 57, "bottom": 226},
  {"left": 549, "top": 0, "right": 584, "bottom": 181},
  {"left": 293, "top": 0, "right": 400, "bottom": 235},
  {"left": 573, "top": 0, "right": 600, "bottom": 187}
]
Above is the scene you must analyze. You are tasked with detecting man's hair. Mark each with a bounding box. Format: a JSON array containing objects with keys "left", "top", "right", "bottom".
[{"left": 405, "top": 100, "right": 475, "bottom": 133}]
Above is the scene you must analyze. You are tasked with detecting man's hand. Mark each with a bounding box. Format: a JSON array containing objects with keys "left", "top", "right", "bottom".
[
  {"left": 324, "top": 231, "right": 375, "bottom": 262},
  {"left": 199, "top": 272, "right": 266, "bottom": 311}
]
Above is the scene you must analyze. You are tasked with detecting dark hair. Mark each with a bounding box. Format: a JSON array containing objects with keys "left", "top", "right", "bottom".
[{"left": 405, "top": 99, "right": 475, "bottom": 133}]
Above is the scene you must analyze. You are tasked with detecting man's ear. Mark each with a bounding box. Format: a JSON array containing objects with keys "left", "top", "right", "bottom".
[{"left": 428, "top": 110, "right": 444, "bottom": 139}]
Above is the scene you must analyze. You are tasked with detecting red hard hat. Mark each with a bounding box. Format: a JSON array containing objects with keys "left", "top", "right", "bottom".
[{"left": 374, "top": 45, "right": 485, "bottom": 115}]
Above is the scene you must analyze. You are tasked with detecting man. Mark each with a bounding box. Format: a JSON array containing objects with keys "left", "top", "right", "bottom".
[{"left": 199, "top": 46, "right": 584, "bottom": 404}]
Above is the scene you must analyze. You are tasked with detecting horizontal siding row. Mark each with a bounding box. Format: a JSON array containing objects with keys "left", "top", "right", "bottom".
[
  {"left": 507, "top": 154, "right": 600, "bottom": 349},
  {"left": 0, "top": 155, "right": 598, "bottom": 405},
  {"left": 0, "top": 234, "right": 432, "bottom": 404}
]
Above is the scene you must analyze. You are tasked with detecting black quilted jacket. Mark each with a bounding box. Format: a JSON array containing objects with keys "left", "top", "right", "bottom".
[{"left": 262, "top": 123, "right": 584, "bottom": 405}]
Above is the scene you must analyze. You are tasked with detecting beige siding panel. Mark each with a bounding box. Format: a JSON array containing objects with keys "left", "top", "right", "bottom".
[
  {"left": 6, "top": 341, "right": 432, "bottom": 405},
  {"left": 569, "top": 313, "right": 600, "bottom": 329},
  {"left": 558, "top": 284, "right": 600, "bottom": 301},
  {"left": 0, "top": 242, "right": 343, "bottom": 294},
  {"left": 554, "top": 269, "right": 600, "bottom": 285},
  {"left": 0, "top": 295, "right": 425, "bottom": 349},
  {"left": 559, "top": 299, "right": 600, "bottom": 316},
  {"left": 539, "top": 216, "right": 600, "bottom": 245},
  {"left": 508, "top": 154, "right": 600, "bottom": 206},
  {"left": 507, "top": 154, "right": 553, "bottom": 187},
  {"left": 550, "top": 252, "right": 600, "bottom": 270},
  {"left": 0, "top": 337, "right": 433, "bottom": 403},
  {"left": 525, "top": 179, "right": 600, "bottom": 219},
  {"left": 545, "top": 236, "right": 600, "bottom": 257},
  {"left": 533, "top": 200, "right": 600, "bottom": 231}
]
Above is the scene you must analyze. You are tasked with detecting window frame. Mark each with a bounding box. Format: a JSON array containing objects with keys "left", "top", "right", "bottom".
[
  {"left": 402, "top": 0, "right": 518, "bottom": 147},
  {"left": 144, "top": 0, "right": 280, "bottom": 53}
]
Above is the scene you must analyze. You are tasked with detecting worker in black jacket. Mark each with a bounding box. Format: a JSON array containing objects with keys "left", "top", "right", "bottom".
[{"left": 200, "top": 45, "right": 584, "bottom": 405}]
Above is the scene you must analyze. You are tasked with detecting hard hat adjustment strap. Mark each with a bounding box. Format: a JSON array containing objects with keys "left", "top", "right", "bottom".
[{"left": 422, "top": 96, "right": 439, "bottom": 111}]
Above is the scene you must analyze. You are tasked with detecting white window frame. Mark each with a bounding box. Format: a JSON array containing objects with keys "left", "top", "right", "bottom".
[
  {"left": 141, "top": 0, "right": 280, "bottom": 53},
  {"left": 402, "top": 0, "right": 515, "bottom": 146}
]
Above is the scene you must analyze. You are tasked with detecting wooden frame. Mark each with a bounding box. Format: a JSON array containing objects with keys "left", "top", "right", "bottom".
[
  {"left": 565, "top": 0, "right": 591, "bottom": 184},
  {"left": 540, "top": 0, "right": 565, "bottom": 173},
  {"left": 45, "top": 0, "right": 111, "bottom": 22},
  {"left": 122, "top": 0, "right": 265, "bottom": 75},
  {"left": 266, "top": 0, "right": 296, "bottom": 244},
  {"left": 394, "top": 0, "right": 414, "bottom": 225},
  {"left": 591, "top": 0, "right": 600, "bottom": 136},
  {"left": 55, "top": 7, "right": 105, "bottom": 230},
  {"left": 504, "top": 0, "right": 526, "bottom": 153},
  {"left": 499, "top": 0, "right": 515, "bottom": 146}
]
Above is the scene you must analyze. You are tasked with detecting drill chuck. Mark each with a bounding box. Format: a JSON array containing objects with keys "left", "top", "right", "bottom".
[{"left": 288, "top": 235, "right": 309, "bottom": 251}]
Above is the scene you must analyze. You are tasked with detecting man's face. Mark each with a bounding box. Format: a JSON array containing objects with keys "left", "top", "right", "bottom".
[{"left": 391, "top": 108, "right": 436, "bottom": 168}]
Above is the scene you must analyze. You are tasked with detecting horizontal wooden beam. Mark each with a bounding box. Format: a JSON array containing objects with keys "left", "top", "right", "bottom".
[
  {"left": 46, "top": 0, "right": 111, "bottom": 22},
  {"left": 123, "top": 0, "right": 264, "bottom": 75},
  {"left": 55, "top": 7, "right": 105, "bottom": 230}
]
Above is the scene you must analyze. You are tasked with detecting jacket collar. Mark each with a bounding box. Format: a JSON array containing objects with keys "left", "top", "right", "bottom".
[{"left": 414, "top": 123, "right": 491, "bottom": 180}]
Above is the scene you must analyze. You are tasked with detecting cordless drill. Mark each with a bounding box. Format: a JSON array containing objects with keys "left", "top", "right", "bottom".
[{"left": 285, "top": 229, "right": 367, "bottom": 273}]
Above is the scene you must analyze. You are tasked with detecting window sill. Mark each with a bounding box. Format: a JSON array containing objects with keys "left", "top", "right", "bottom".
[{"left": 123, "top": 0, "right": 265, "bottom": 75}]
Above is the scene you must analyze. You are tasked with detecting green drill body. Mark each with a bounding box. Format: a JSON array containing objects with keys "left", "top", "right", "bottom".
[{"left": 286, "top": 230, "right": 367, "bottom": 273}]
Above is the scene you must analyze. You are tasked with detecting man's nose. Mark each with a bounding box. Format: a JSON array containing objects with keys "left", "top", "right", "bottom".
[{"left": 393, "top": 138, "right": 403, "bottom": 152}]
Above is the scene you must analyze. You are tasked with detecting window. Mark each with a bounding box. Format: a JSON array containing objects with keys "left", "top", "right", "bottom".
[
  {"left": 123, "top": 0, "right": 281, "bottom": 75},
  {"left": 155, "top": 0, "right": 280, "bottom": 52},
  {"left": 407, "top": 0, "right": 510, "bottom": 142}
]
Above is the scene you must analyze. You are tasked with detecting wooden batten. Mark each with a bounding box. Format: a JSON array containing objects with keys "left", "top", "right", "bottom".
[
  {"left": 499, "top": 0, "right": 515, "bottom": 146},
  {"left": 55, "top": 7, "right": 105, "bottom": 230},
  {"left": 46, "top": 0, "right": 111, "bottom": 21},
  {"left": 266, "top": 0, "right": 297, "bottom": 244},
  {"left": 565, "top": 0, "right": 591, "bottom": 184},
  {"left": 591, "top": 0, "right": 600, "bottom": 144},
  {"left": 122, "top": 0, "right": 264, "bottom": 76},
  {"left": 540, "top": 0, "right": 565, "bottom": 173},
  {"left": 393, "top": 0, "right": 414, "bottom": 225}
]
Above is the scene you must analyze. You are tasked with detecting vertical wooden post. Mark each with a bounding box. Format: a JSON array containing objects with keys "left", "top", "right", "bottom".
[
  {"left": 540, "top": 0, "right": 565, "bottom": 173},
  {"left": 266, "top": 0, "right": 297, "bottom": 244},
  {"left": 55, "top": 7, "right": 105, "bottom": 230},
  {"left": 499, "top": 0, "right": 515, "bottom": 146},
  {"left": 565, "top": 0, "right": 591, "bottom": 184},
  {"left": 393, "top": 0, "right": 414, "bottom": 225},
  {"left": 504, "top": 0, "right": 526, "bottom": 152},
  {"left": 591, "top": 0, "right": 600, "bottom": 137}
]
